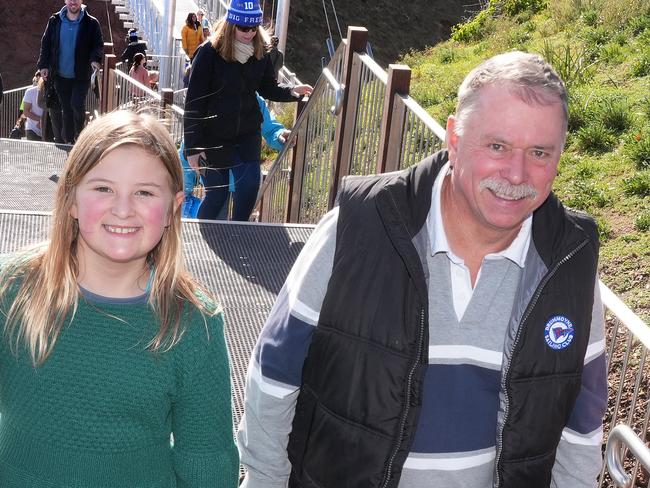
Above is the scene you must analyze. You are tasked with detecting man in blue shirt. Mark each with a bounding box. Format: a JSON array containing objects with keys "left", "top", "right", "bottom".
[{"left": 37, "top": 0, "right": 103, "bottom": 144}]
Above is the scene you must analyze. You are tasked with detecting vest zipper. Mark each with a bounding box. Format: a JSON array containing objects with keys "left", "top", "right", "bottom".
[
  {"left": 493, "top": 238, "right": 589, "bottom": 487},
  {"left": 381, "top": 306, "right": 426, "bottom": 488}
]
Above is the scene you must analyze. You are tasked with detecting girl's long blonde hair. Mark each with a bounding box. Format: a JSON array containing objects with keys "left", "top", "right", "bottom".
[
  {"left": 0, "top": 110, "right": 216, "bottom": 365},
  {"left": 210, "top": 18, "right": 267, "bottom": 62}
]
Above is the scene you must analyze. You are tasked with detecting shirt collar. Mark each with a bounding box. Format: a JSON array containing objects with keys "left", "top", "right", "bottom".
[{"left": 427, "top": 162, "right": 532, "bottom": 268}]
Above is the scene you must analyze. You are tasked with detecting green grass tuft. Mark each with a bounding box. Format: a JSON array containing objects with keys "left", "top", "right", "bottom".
[{"left": 622, "top": 171, "right": 650, "bottom": 197}]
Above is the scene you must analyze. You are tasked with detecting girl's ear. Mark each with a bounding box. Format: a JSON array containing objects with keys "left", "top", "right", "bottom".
[{"left": 174, "top": 191, "right": 185, "bottom": 210}]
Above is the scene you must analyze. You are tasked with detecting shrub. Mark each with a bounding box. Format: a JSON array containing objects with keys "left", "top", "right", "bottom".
[
  {"left": 624, "top": 128, "right": 650, "bottom": 169},
  {"left": 575, "top": 123, "right": 617, "bottom": 153},
  {"left": 437, "top": 47, "right": 457, "bottom": 64},
  {"left": 612, "top": 32, "right": 627, "bottom": 46},
  {"left": 630, "top": 48, "right": 650, "bottom": 77},
  {"left": 502, "top": 0, "right": 547, "bottom": 16},
  {"left": 622, "top": 171, "right": 650, "bottom": 197},
  {"left": 626, "top": 13, "right": 650, "bottom": 36},
  {"left": 452, "top": 5, "right": 496, "bottom": 43},
  {"left": 541, "top": 41, "right": 596, "bottom": 87},
  {"left": 599, "top": 43, "right": 624, "bottom": 65},
  {"left": 596, "top": 98, "right": 633, "bottom": 134},
  {"left": 643, "top": 99, "right": 650, "bottom": 121},
  {"left": 564, "top": 179, "right": 610, "bottom": 210},
  {"left": 581, "top": 10, "right": 599, "bottom": 27},
  {"left": 567, "top": 89, "right": 592, "bottom": 132},
  {"left": 597, "top": 218, "right": 613, "bottom": 241},
  {"left": 635, "top": 210, "right": 650, "bottom": 231}
]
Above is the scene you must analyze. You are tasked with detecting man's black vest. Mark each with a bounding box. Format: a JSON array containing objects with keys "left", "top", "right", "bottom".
[{"left": 287, "top": 152, "right": 599, "bottom": 488}]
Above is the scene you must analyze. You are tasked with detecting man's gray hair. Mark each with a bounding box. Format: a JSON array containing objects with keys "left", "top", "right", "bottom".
[{"left": 454, "top": 51, "right": 568, "bottom": 136}]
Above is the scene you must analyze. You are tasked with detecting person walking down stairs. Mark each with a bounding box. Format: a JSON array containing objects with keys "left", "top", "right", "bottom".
[{"left": 181, "top": 12, "right": 204, "bottom": 62}]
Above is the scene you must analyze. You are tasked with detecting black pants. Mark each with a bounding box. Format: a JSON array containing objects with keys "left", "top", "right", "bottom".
[{"left": 54, "top": 76, "right": 89, "bottom": 143}]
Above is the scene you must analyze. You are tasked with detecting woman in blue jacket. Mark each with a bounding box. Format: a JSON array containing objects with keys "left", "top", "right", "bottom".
[{"left": 183, "top": 0, "right": 311, "bottom": 221}]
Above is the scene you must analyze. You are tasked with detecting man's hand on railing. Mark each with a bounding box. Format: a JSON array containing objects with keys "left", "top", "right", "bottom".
[{"left": 91, "top": 62, "right": 102, "bottom": 72}]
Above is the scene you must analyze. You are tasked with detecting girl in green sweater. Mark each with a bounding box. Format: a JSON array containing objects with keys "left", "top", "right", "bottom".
[{"left": 0, "top": 111, "right": 239, "bottom": 487}]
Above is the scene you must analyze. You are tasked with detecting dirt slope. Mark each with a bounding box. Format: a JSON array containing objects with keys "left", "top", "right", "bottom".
[{"left": 284, "top": 0, "right": 477, "bottom": 83}]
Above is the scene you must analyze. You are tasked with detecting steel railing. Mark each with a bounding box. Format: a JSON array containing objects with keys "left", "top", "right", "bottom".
[
  {"left": 256, "top": 33, "right": 448, "bottom": 224},
  {"left": 108, "top": 69, "right": 184, "bottom": 142},
  {"left": 600, "top": 282, "right": 650, "bottom": 488},
  {"left": 257, "top": 42, "right": 346, "bottom": 223},
  {"left": 1, "top": 83, "right": 101, "bottom": 139},
  {"left": 606, "top": 424, "right": 650, "bottom": 488},
  {"left": 348, "top": 53, "right": 387, "bottom": 177},
  {"left": 396, "top": 95, "right": 447, "bottom": 170},
  {"left": 0, "top": 86, "right": 28, "bottom": 138}
]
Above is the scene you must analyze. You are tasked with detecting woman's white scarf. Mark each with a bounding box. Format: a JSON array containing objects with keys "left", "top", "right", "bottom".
[{"left": 234, "top": 40, "right": 255, "bottom": 64}]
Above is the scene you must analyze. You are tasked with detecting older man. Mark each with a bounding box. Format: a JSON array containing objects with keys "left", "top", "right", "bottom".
[
  {"left": 37, "top": 0, "right": 103, "bottom": 144},
  {"left": 238, "top": 51, "right": 607, "bottom": 488}
]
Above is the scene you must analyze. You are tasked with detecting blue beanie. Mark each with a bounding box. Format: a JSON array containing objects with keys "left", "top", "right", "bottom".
[{"left": 227, "top": 0, "right": 263, "bottom": 26}]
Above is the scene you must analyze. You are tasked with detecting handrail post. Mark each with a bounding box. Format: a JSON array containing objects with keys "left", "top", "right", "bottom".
[
  {"left": 161, "top": 88, "right": 174, "bottom": 132},
  {"left": 376, "top": 64, "right": 411, "bottom": 174},
  {"left": 287, "top": 98, "right": 308, "bottom": 223},
  {"left": 101, "top": 54, "right": 117, "bottom": 114},
  {"left": 606, "top": 424, "right": 650, "bottom": 488},
  {"left": 327, "top": 26, "right": 368, "bottom": 210}
]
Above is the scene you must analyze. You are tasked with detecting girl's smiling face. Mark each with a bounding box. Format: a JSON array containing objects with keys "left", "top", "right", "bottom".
[{"left": 70, "top": 145, "right": 183, "bottom": 275}]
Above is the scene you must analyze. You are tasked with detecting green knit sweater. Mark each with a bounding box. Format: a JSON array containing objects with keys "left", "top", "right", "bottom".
[{"left": 0, "top": 289, "right": 239, "bottom": 487}]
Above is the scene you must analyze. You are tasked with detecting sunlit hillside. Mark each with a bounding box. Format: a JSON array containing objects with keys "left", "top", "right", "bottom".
[{"left": 401, "top": 0, "right": 650, "bottom": 320}]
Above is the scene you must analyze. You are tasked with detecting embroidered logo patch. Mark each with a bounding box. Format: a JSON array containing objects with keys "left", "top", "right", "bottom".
[{"left": 544, "top": 316, "right": 575, "bottom": 350}]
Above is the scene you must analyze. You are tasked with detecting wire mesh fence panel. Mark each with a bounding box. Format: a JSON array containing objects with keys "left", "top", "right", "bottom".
[
  {"left": 599, "top": 285, "right": 650, "bottom": 488},
  {"left": 0, "top": 86, "right": 28, "bottom": 138},
  {"left": 298, "top": 84, "right": 339, "bottom": 224},
  {"left": 262, "top": 167, "right": 291, "bottom": 223},
  {"left": 397, "top": 96, "right": 446, "bottom": 169},
  {"left": 349, "top": 54, "right": 386, "bottom": 177}
]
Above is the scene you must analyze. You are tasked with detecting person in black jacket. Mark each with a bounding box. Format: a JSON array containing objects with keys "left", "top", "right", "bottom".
[
  {"left": 183, "top": 0, "right": 311, "bottom": 221},
  {"left": 37, "top": 0, "right": 103, "bottom": 144},
  {"left": 121, "top": 29, "right": 148, "bottom": 72}
]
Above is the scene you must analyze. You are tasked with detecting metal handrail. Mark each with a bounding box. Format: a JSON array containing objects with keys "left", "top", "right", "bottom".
[
  {"left": 606, "top": 424, "right": 650, "bottom": 488},
  {"left": 401, "top": 95, "right": 447, "bottom": 142},
  {"left": 600, "top": 281, "right": 650, "bottom": 349},
  {"left": 322, "top": 68, "right": 343, "bottom": 115}
]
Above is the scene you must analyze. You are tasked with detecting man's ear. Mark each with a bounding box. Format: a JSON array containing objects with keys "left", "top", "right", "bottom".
[{"left": 446, "top": 115, "right": 459, "bottom": 167}]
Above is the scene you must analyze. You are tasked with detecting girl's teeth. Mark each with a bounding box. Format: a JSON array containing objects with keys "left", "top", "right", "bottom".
[{"left": 106, "top": 226, "right": 137, "bottom": 234}]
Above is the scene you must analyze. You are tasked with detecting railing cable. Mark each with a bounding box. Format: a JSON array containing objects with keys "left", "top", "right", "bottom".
[{"left": 329, "top": 0, "right": 343, "bottom": 41}]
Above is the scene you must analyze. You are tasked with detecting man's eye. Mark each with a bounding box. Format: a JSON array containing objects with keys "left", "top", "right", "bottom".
[
  {"left": 489, "top": 143, "right": 504, "bottom": 152},
  {"left": 531, "top": 150, "right": 547, "bottom": 159}
]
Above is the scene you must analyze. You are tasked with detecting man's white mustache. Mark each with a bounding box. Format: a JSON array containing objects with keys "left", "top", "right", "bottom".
[{"left": 479, "top": 177, "right": 537, "bottom": 200}]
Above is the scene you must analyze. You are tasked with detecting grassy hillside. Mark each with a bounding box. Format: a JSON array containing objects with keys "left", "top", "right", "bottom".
[{"left": 400, "top": 0, "right": 650, "bottom": 320}]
